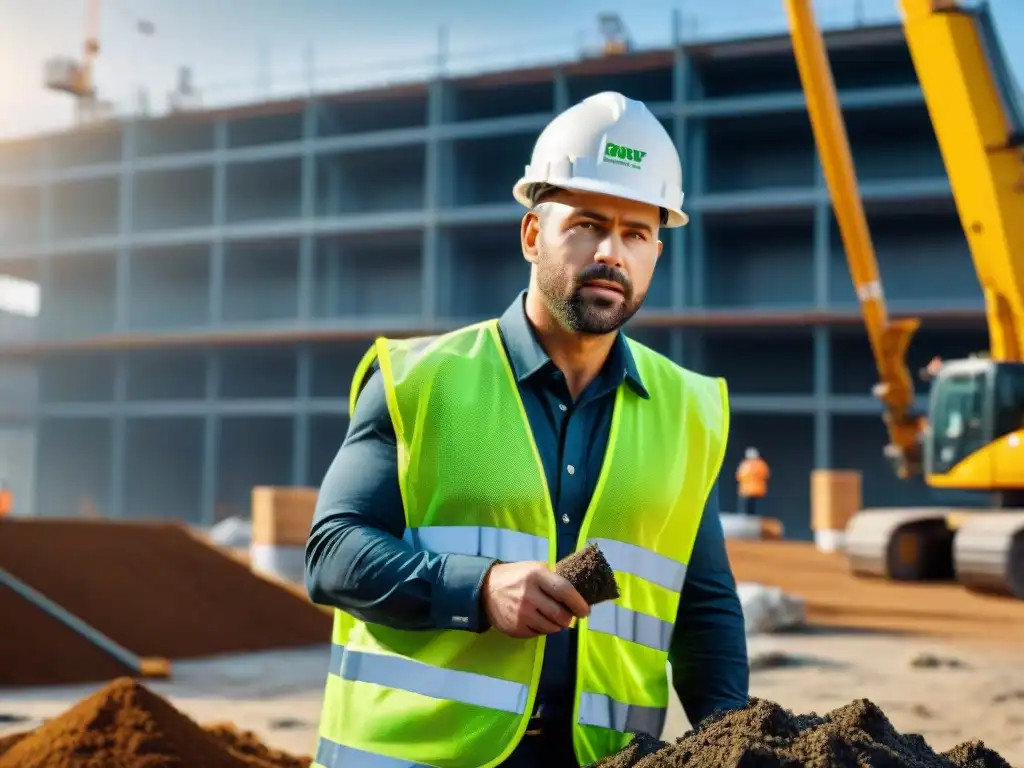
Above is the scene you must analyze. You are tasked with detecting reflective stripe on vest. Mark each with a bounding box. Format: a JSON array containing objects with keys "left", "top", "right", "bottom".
[
  {"left": 313, "top": 320, "right": 729, "bottom": 768},
  {"left": 329, "top": 643, "right": 529, "bottom": 715},
  {"left": 403, "top": 525, "right": 685, "bottom": 653},
  {"left": 315, "top": 643, "right": 666, "bottom": 766}
]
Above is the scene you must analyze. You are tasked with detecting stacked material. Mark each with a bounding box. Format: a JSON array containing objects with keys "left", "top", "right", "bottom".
[
  {"left": 250, "top": 487, "right": 318, "bottom": 584},
  {"left": 810, "top": 469, "right": 862, "bottom": 552}
]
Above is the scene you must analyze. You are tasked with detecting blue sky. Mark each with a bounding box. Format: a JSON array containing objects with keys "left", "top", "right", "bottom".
[{"left": 0, "top": 0, "right": 1022, "bottom": 140}]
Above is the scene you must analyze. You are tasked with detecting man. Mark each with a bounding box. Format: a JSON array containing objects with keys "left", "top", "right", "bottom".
[
  {"left": 736, "top": 447, "right": 770, "bottom": 516},
  {"left": 305, "top": 91, "right": 749, "bottom": 768}
]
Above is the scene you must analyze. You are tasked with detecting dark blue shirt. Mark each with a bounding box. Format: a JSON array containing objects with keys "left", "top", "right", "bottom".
[{"left": 305, "top": 292, "right": 749, "bottom": 760}]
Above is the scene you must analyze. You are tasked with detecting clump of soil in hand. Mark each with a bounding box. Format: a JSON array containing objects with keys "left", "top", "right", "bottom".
[
  {"left": 556, "top": 542, "right": 619, "bottom": 605},
  {"left": 588, "top": 697, "right": 1011, "bottom": 768},
  {"left": 0, "top": 677, "right": 312, "bottom": 768}
]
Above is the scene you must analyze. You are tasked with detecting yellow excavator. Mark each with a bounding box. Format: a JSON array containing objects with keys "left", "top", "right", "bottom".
[{"left": 785, "top": 0, "right": 1024, "bottom": 598}]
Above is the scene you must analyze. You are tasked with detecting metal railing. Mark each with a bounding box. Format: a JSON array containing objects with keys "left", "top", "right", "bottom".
[{"left": 0, "top": 1, "right": 901, "bottom": 141}]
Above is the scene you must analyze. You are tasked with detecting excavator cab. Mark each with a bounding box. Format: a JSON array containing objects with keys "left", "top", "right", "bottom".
[{"left": 925, "top": 359, "right": 1024, "bottom": 500}]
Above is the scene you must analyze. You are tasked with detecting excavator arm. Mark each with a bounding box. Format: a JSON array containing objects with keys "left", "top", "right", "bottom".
[
  {"left": 899, "top": 0, "right": 1024, "bottom": 363},
  {"left": 784, "top": 0, "right": 925, "bottom": 478}
]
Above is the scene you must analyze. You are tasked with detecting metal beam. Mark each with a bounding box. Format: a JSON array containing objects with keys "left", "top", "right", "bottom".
[
  {"left": 34, "top": 394, "right": 928, "bottom": 420},
  {"left": 0, "top": 303, "right": 988, "bottom": 359},
  {"left": 0, "top": 84, "right": 921, "bottom": 191}
]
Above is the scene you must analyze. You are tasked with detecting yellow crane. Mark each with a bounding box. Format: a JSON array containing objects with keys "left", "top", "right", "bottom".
[{"left": 785, "top": 0, "right": 1024, "bottom": 597}]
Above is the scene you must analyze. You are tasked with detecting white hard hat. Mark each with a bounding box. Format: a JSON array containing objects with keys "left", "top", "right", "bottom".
[
  {"left": 745, "top": 447, "right": 760, "bottom": 459},
  {"left": 513, "top": 91, "right": 687, "bottom": 227}
]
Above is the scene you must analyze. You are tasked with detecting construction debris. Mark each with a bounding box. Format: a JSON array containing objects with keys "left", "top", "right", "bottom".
[
  {"left": 738, "top": 582, "right": 806, "bottom": 635},
  {"left": 910, "top": 653, "right": 966, "bottom": 670},
  {"left": 0, "top": 677, "right": 311, "bottom": 768},
  {"left": 556, "top": 542, "right": 619, "bottom": 605},
  {"left": 589, "top": 698, "right": 1011, "bottom": 767}
]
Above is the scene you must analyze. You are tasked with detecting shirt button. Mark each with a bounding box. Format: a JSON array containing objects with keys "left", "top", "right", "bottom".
[
  {"left": 566, "top": 465, "right": 575, "bottom": 475},
  {"left": 558, "top": 403, "right": 568, "bottom": 412},
  {"left": 561, "top": 514, "right": 570, "bottom": 524}
]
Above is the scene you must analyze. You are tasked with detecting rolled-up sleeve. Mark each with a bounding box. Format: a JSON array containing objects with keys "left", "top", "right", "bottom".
[
  {"left": 668, "top": 479, "right": 750, "bottom": 725},
  {"left": 304, "top": 367, "right": 498, "bottom": 632}
]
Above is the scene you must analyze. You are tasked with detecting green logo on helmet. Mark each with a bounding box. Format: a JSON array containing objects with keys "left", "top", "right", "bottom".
[{"left": 603, "top": 141, "right": 647, "bottom": 170}]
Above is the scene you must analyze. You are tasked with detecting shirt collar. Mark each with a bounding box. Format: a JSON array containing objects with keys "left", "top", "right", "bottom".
[{"left": 497, "top": 291, "right": 650, "bottom": 399}]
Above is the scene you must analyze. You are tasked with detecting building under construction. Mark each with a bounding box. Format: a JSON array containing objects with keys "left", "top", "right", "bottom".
[{"left": 0, "top": 23, "right": 987, "bottom": 539}]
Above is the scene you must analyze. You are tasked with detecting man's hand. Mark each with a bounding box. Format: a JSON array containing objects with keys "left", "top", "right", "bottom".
[{"left": 481, "top": 561, "right": 590, "bottom": 639}]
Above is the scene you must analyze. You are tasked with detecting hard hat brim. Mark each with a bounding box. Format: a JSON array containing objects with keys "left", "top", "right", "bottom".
[{"left": 513, "top": 176, "right": 689, "bottom": 227}]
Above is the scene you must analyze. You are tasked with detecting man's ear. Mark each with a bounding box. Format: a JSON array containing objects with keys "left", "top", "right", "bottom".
[
  {"left": 521, "top": 212, "right": 541, "bottom": 265},
  {"left": 655, "top": 238, "right": 664, "bottom": 259}
]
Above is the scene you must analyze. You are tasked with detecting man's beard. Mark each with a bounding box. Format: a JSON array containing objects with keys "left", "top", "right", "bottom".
[{"left": 537, "top": 257, "right": 645, "bottom": 335}]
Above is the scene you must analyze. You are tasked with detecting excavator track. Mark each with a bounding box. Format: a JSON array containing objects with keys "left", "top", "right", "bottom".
[
  {"left": 845, "top": 508, "right": 956, "bottom": 582},
  {"left": 953, "top": 511, "right": 1024, "bottom": 598}
]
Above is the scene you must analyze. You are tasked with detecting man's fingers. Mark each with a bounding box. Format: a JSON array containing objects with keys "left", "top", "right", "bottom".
[
  {"left": 534, "top": 593, "right": 574, "bottom": 629},
  {"left": 541, "top": 574, "right": 590, "bottom": 618},
  {"left": 526, "top": 611, "right": 563, "bottom": 635}
]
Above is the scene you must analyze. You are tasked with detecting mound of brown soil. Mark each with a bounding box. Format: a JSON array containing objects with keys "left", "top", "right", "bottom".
[
  {"left": 590, "top": 698, "right": 1010, "bottom": 768},
  {"left": 0, "top": 677, "right": 312, "bottom": 768},
  {"left": 0, "top": 580, "right": 134, "bottom": 687},
  {"left": 0, "top": 518, "right": 330, "bottom": 682}
]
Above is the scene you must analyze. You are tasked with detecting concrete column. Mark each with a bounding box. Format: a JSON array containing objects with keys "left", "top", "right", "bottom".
[
  {"left": 200, "top": 353, "right": 221, "bottom": 526},
  {"left": 669, "top": 48, "right": 692, "bottom": 366},
  {"left": 422, "top": 77, "right": 446, "bottom": 323},
  {"left": 554, "top": 69, "right": 570, "bottom": 112},
  {"left": 688, "top": 123, "right": 707, "bottom": 309},
  {"left": 114, "top": 120, "right": 137, "bottom": 332},
  {"left": 209, "top": 120, "right": 228, "bottom": 324},
  {"left": 813, "top": 325, "right": 833, "bottom": 469},
  {"left": 297, "top": 100, "right": 317, "bottom": 321},
  {"left": 813, "top": 156, "right": 831, "bottom": 308},
  {"left": 109, "top": 360, "right": 127, "bottom": 518},
  {"left": 292, "top": 344, "right": 311, "bottom": 487},
  {"left": 31, "top": 142, "right": 55, "bottom": 516},
  {"left": 109, "top": 120, "right": 136, "bottom": 519}
]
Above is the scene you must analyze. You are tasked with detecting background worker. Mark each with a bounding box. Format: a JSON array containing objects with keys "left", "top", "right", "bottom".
[
  {"left": 736, "top": 447, "right": 770, "bottom": 516},
  {"left": 305, "top": 91, "right": 749, "bottom": 767},
  {"left": 0, "top": 480, "right": 11, "bottom": 518}
]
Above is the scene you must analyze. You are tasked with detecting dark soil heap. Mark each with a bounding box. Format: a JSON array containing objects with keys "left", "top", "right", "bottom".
[
  {"left": 556, "top": 542, "right": 620, "bottom": 606},
  {"left": 589, "top": 698, "right": 1011, "bottom": 768},
  {"left": 0, "top": 518, "right": 331, "bottom": 687},
  {"left": 0, "top": 677, "right": 312, "bottom": 768}
]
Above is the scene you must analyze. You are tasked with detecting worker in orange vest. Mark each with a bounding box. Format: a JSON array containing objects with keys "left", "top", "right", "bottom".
[
  {"left": 736, "top": 447, "right": 769, "bottom": 516},
  {"left": 0, "top": 480, "right": 11, "bottom": 518}
]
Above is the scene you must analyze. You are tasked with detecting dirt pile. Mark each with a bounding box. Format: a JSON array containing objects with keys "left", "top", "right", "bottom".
[
  {"left": 557, "top": 542, "right": 619, "bottom": 605},
  {"left": 0, "top": 581, "right": 133, "bottom": 687},
  {"left": 0, "top": 518, "right": 331, "bottom": 686},
  {"left": 590, "top": 698, "right": 1010, "bottom": 768},
  {"left": 0, "top": 677, "right": 312, "bottom": 768}
]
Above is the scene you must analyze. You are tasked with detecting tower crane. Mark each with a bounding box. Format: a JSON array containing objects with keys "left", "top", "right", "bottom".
[{"left": 44, "top": 0, "right": 114, "bottom": 124}]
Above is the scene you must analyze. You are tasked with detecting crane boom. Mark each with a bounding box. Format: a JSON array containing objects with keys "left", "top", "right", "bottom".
[
  {"left": 900, "top": 0, "right": 1024, "bottom": 362},
  {"left": 784, "top": 0, "right": 924, "bottom": 477}
]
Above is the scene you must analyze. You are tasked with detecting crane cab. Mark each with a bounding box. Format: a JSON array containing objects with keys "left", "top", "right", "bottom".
[{"left": 925, "top": 357, "right": 1024, "bottom": 501}]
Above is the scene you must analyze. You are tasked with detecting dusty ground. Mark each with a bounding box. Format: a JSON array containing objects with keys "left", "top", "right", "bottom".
[
  {"left": 1, "top": 632, "right": 1023, "bottom": 765},
  {"left": 3, "top": 540, "right": 1023, "bottom": 764}
]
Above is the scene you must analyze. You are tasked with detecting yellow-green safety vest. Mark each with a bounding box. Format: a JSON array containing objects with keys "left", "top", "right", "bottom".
[{"left": 313, "top": 319, "right": 729, "bottom": 768}]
